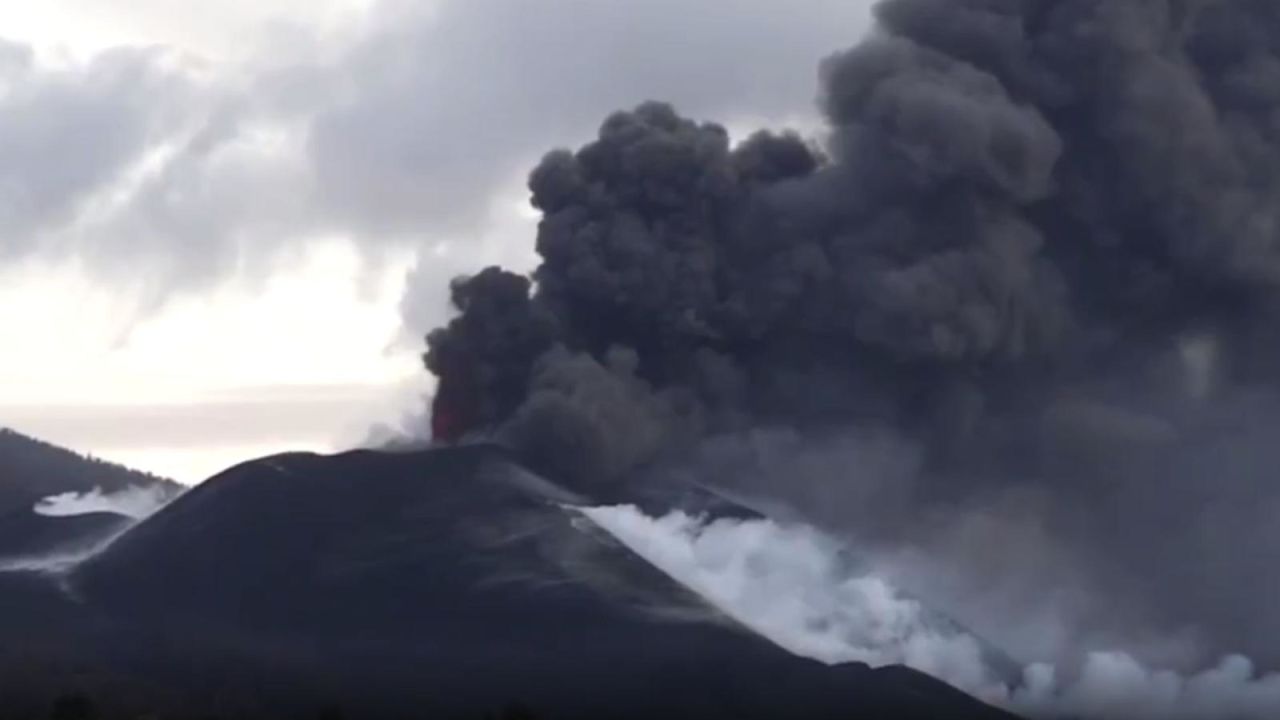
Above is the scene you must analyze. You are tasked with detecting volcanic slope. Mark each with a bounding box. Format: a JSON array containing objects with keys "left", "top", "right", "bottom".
[
  {"left": 0, "top": 429, "right": 178, "bottom": 560},
  {"left": 30, "top": 444, "right": 1028, "bottom": 719},
  {"left": 0, "top": 428, "right": 175, "bottom": 514}
]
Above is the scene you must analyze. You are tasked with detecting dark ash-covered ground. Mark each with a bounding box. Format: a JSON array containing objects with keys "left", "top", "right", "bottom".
[{"left": 0, "top": 444, "right": 1021, "bottom": 720}]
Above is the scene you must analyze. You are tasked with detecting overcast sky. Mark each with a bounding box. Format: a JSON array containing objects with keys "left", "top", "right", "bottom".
[{"left": 0, "top": 0, "right": 874, "bottom": 484}]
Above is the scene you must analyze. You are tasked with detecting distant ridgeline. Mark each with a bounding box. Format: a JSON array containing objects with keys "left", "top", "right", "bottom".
[{"left": 0, "top": 428, "right": 175, "bottom": 515}]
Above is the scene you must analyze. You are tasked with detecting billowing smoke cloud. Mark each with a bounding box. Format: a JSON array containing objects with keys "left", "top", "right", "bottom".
[
  {"left": 421, "top": 0, "right": 1280, "bottom": 708},
  {"left": 34, "top": 484, "right": 180, "bottom": 521},
  {"left": 584, "top": 504, "right": 1280, "bottom": 720}
]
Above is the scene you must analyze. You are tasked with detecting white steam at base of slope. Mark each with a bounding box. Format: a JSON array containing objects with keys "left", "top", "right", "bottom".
[
  {"left": 580, "top": 505, "right": 1280, "bottom": 720},
  {"left": 578, "top": 505, "right": 1001, "bottom": 693},
  {"left": 0, "top": 485, "right": 184, "bottom": 575},
  {"left": 0, "top": 540, "right": 120, "bottom": 574},
  {"left": 33, "top": 484, "right": 177, "bottom": 521}
]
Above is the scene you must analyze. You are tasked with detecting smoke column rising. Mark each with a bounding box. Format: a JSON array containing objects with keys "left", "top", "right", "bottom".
[{"left": 418, "top": 0, "right": 1280, "bottom": 706}]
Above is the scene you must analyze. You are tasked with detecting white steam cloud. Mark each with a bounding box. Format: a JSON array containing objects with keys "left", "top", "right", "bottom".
[
  {"left": 581, "top": 505, "right": 1280, "bottom": 720},
  {"left": 33, "top": 484, "right": 178, "bottom": 521},
  {"left": 578, "top": 505, "right": 1003, "bottom": 693},
  {"left": 0, "top": 484, "right": 183, "bottom": 575}
]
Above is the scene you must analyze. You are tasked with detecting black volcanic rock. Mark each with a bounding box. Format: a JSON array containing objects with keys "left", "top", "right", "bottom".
[
  {"left": 0, "top": 445, "right": 1025, "bottom": 719},
  {"left": 0, "top": 508, "right": 130, "bottom": 561}
]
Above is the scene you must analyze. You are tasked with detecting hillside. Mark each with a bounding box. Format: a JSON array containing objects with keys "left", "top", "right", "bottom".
[
  {"left": 0, "top": 428, "right": 176, "bottom": 516},
  {"left": 0, "top": 444, "right": 1023, "bottom": 719}
]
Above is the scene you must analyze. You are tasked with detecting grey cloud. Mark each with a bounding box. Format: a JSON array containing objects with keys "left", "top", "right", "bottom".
[
  {"left": 0, "top": 1, "right": 876, "bottom": 306},
  {"left": 0, "top": 45, "right": 198, "bottom": 260},
  {"left": 308, "top": 0, "right": 876, "bottom": 238},
  {"left": 0, "top": 39, "right": 31, "bottom": 76}
]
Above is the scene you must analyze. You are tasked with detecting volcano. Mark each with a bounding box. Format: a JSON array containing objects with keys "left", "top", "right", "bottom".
[{"left": 0, "top": 442, "right": 1022, "bottom": 719}]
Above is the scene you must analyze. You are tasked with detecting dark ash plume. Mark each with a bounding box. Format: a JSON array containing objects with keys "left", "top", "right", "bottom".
[{"left": 424, "top": 0, "right": 1280, "bottom": 669}]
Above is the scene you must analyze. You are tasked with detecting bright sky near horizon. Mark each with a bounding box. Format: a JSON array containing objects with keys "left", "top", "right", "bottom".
[{"left": 0, "top": 0, "right": 872, "bottom": 484}]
